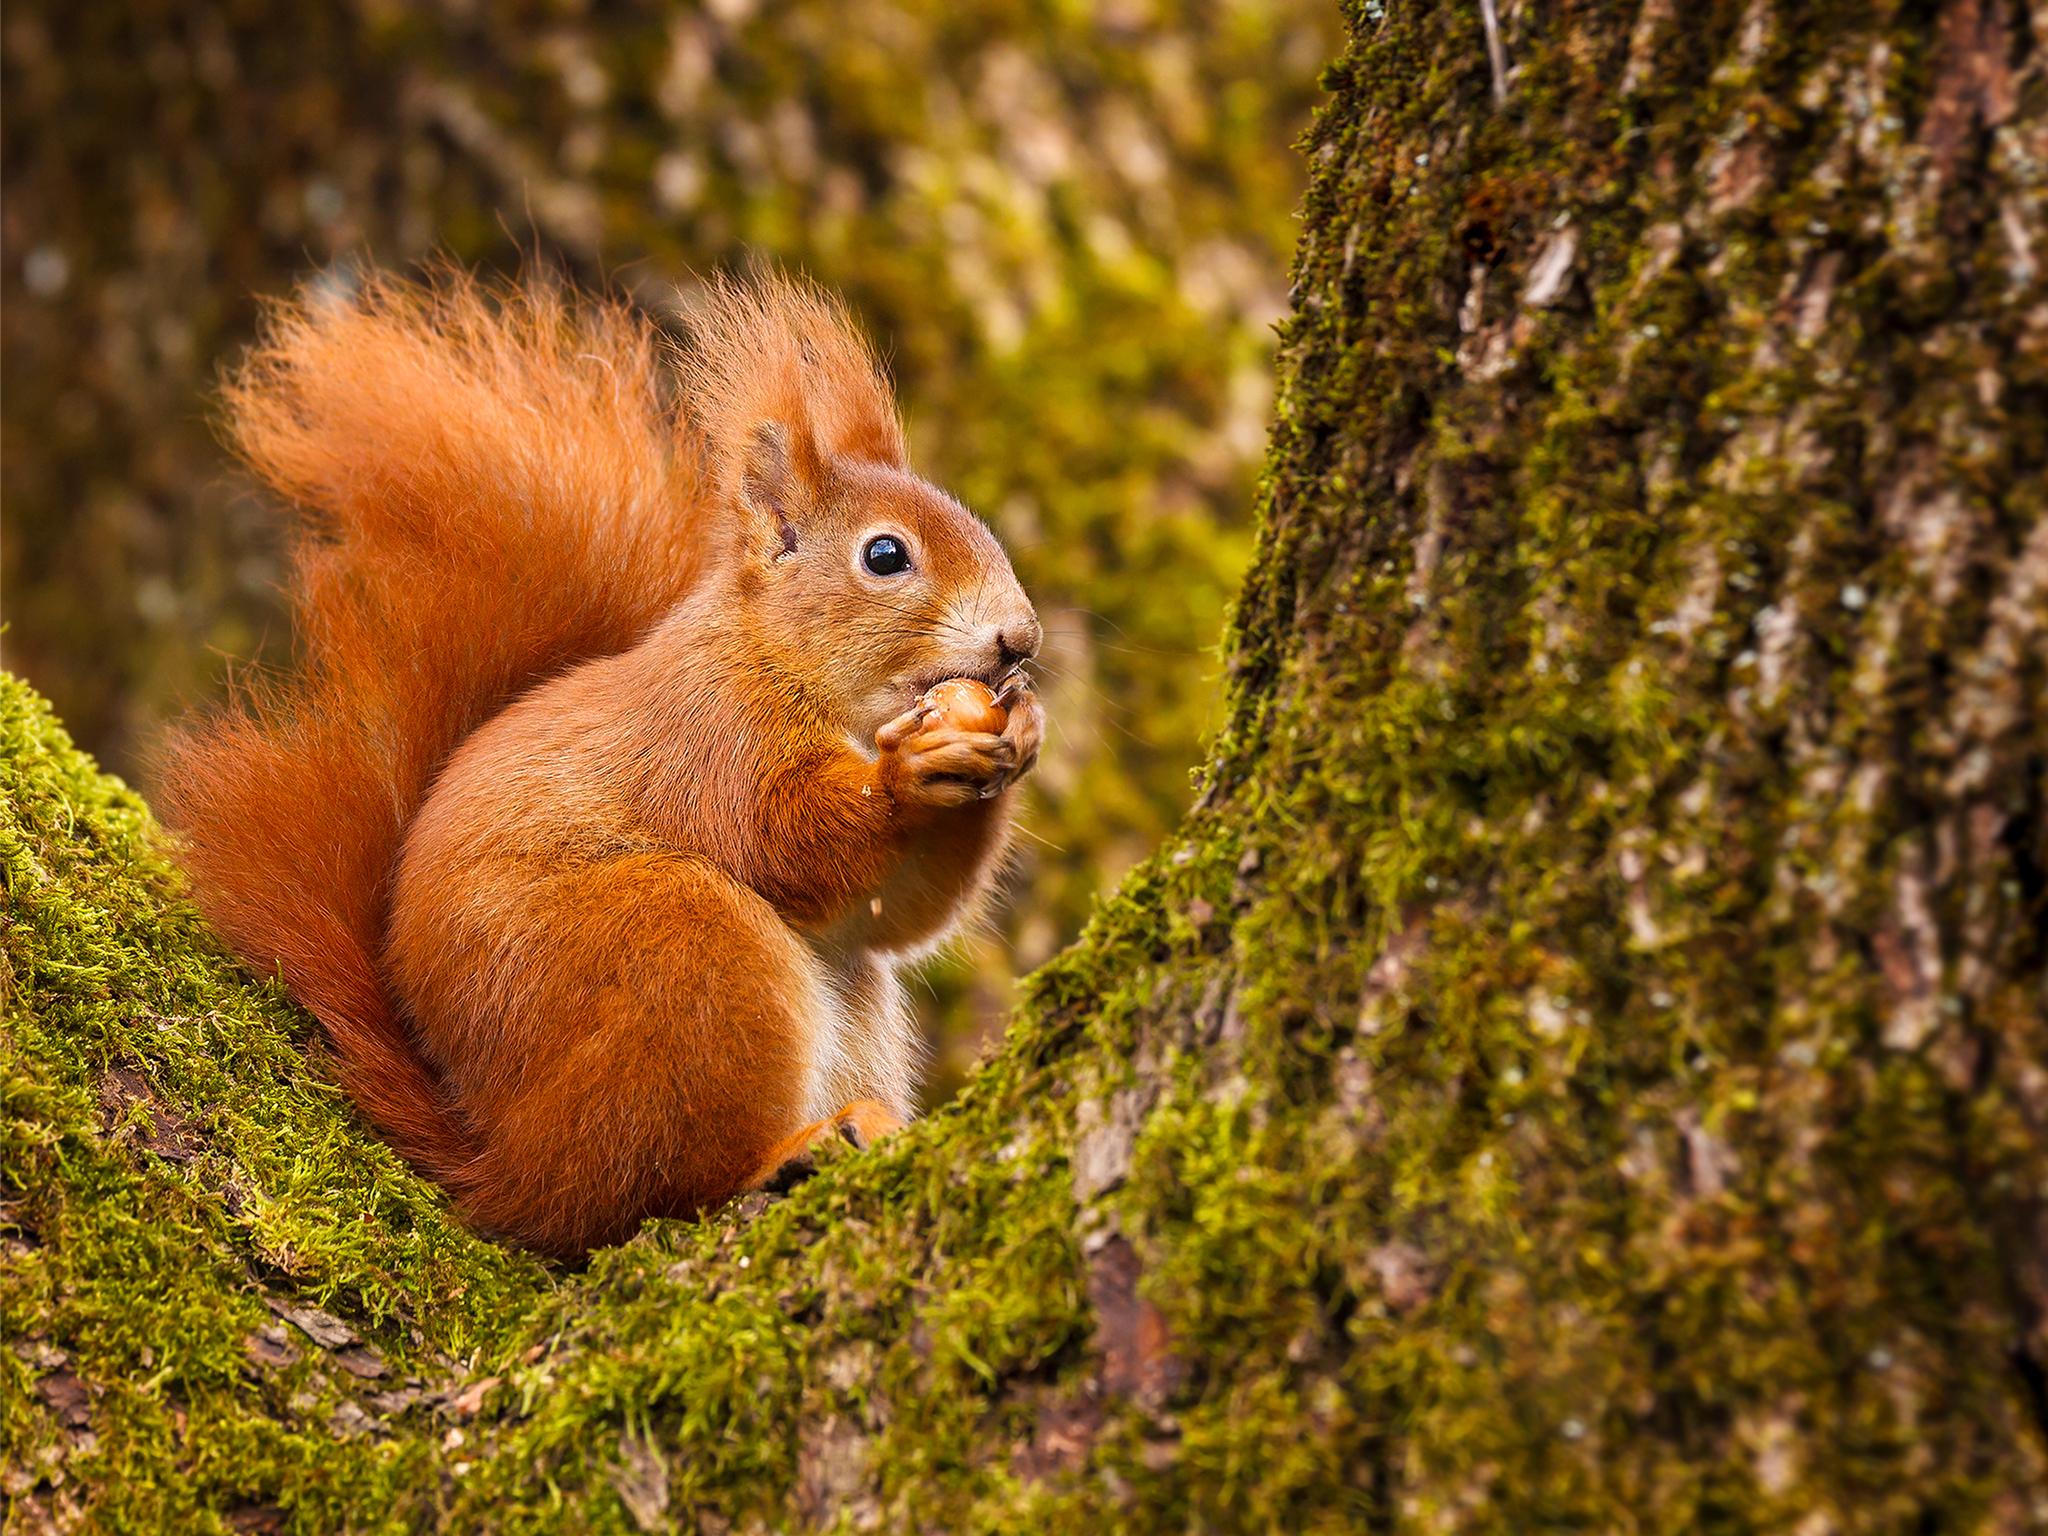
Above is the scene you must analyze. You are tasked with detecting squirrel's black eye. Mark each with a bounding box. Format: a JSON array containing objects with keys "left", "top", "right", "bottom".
[{"left": 862, "top": 535, "right": 911, "bottom": 577}]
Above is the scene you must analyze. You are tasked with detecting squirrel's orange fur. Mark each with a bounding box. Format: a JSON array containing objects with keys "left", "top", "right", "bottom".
[{"left": 157, "top": 270, "right": 1043, "bottom": 1256}]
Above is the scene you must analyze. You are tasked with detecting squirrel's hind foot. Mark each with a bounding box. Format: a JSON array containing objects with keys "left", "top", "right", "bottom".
[{"left": 747, "top": 1097, "right": 904, "bottom": 1193}]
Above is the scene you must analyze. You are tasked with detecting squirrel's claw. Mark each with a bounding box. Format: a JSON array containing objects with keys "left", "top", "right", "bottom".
[{"left": 875, "top": 703, "right": 929, "bottom": 752}]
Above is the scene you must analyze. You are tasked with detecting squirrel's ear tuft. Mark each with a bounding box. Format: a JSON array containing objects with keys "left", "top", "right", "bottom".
[
  {"left": 739, "top": 420, "right": 822, "bottom": 557},
  {"left": 680, "top": 269, "right": 907, "bottom": 515}
]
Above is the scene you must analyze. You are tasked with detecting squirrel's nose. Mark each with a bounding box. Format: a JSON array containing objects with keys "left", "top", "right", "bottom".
[{"left": 995, "top": 614, "right": 1042, "bottom": 669}]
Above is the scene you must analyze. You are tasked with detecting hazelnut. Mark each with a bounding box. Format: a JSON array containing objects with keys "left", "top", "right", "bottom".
[{"left": 922, "top": 678, "right": 1007, "bottom": 734}]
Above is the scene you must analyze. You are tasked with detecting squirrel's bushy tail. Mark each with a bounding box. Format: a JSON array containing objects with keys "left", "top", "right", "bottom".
[{"left": 156, "top": 271, "right": 707, "bottom": 1183}]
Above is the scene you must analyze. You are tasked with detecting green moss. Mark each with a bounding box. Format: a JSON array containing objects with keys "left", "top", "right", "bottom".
[{"left": 3, "top": 675, "right": 547, "bottom": 1528}]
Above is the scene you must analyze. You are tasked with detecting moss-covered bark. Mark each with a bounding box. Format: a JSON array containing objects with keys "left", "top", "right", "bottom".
[{"left": 7, "top": 1, "right": 2048, "bottom": 1531}]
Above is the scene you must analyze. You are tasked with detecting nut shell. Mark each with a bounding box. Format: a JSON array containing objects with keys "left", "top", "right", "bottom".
[{"left": 922, "top": 678, "right": 1008, "bottom": 734}]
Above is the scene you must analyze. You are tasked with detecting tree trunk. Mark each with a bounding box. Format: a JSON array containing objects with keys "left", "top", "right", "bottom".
[{"left": 5, "top": 2, "right": 2046, "bottom": 1532}]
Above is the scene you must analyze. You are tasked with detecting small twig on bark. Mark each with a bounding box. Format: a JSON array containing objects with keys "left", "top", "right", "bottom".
[{"left": 1479, "top": 0, "right": 1509, "bottom": 105}]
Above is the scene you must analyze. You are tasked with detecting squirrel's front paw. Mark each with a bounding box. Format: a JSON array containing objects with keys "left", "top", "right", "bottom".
[
  {"left": 993, "top": 675, "right": 1043, "bottom": 785},
  {"left": 878, "top": 705, "right": 1017, "bottom": 810}
]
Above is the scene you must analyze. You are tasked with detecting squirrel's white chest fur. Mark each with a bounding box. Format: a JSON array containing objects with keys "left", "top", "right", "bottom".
[{"left": 795, "top": 940, "right": 921, "bottom": 1123}]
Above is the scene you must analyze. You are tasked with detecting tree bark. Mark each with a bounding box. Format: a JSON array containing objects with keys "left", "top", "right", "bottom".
[{"left": 5, "top": 2, "right": 2047, "bottom": 1532}]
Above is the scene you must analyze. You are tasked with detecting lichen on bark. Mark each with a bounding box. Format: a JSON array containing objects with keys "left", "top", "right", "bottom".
[{"left": 7, "top": 1, "right": 2048, "bottom": 1531}]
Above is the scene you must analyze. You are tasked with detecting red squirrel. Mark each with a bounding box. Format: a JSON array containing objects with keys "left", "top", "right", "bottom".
[{"left": 158, "top": 270, "right": 1043, "bottom": 1256}]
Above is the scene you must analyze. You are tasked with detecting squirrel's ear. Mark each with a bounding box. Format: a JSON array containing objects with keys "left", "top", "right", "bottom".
[{"left": 738, "top": 420, "right": 823, "bottom": 559}]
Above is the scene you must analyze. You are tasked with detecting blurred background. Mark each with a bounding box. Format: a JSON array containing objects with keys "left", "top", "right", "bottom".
[{"left": 0, "top": 0, "right": 1333, "bottom": 1100}]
